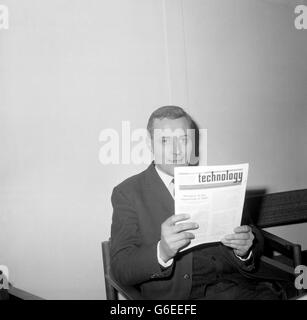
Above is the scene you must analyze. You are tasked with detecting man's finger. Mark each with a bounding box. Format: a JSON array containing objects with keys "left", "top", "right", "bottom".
[
  {"left": 173, "top": 222, "right": 199, "bottom": 233},
  {"left": 176, "top": 238, "right": 192, "bottom": 251},
  {"left": 221, "top": 241, "right": 244, "bottom": 250},
  {"left": 223, "top": 233, "right": 250, "bottom": 241},
  {"left": 165, "top": 214, "right": 190, "bottom": 226},
  {"left": 234, "top": 225, "right": 251, "bottom": 233},
  {"left": 222, "top": 239, "right": 248, "bottom": 246},
  {"left": 174, "top": 231, "right": 195, "bottom": 242}
]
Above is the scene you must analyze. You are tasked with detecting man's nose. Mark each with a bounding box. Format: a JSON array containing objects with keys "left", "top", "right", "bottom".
[{"left": 172, "top": 138, "right": 182, "bottom": 155}]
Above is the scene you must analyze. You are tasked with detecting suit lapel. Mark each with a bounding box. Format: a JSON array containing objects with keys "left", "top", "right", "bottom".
[{"left": 144, "top": 162, "right": 174, "bottom": 220}]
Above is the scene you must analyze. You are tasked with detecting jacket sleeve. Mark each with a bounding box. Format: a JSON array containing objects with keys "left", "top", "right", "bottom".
[
  {"left": 220, "top": 224, "right": 265, "bottom": 273},
  {"left": 110, "top": 187, "right": 174, "bottom": 286}
]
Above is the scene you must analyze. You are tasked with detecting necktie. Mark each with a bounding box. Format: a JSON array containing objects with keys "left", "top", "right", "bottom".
[{"left": 170, "top": 178, "right": 175, "bottom": 197}]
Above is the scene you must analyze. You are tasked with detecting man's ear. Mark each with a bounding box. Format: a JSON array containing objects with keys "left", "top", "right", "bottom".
[{"left": 146, "top": 132, "right": 153, "bottom": 154}]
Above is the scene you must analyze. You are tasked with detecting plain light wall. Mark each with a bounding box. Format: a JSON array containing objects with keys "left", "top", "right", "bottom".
[
  {"left": 0, "top": 0, "right": 306, "bottom": 299},
  {"left": 0, "top": 0, "right": 170, "bottom": 299},
  {"left": 180, "top": 0, "right": 307, "bottom": 248}
]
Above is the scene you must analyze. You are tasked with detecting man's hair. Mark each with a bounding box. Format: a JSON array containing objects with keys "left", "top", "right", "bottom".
[{"left": 147, "top": 105, "right": 193, "bottom": 139}]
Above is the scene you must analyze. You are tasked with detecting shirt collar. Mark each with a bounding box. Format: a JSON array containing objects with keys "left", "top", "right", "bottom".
[{"left": 154, "top": 164, "right": 174, "bottom": 188}]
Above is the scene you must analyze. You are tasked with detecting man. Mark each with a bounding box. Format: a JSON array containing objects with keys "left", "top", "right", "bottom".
[{"left": 110, "top": 106, "right": 292, "bottom": 299}]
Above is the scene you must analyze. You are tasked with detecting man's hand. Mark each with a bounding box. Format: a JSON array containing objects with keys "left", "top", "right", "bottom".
[
  {"left": 221, "top": 225, "right": 254, "bottom": 257},
  {"left": 159, "top": 214, "right": 199, "bottom": 263}
]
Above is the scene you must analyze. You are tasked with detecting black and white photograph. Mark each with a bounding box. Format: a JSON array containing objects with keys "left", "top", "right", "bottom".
[{"left": 0, "top": 0, "right": 306, "bottom": 305}]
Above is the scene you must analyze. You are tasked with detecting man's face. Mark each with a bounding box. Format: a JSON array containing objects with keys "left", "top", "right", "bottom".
[{"left": 150, "top": 117, "right": 193, "bottom": 176}]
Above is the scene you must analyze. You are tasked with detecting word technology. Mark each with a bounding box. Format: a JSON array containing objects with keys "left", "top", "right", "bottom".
[{"left": 198, "top": 170, "right": 243, "bottom": 184}]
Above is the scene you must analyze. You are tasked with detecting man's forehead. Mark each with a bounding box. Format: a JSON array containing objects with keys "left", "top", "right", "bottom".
[
  {"left": 152, "top": 117, "right": 190, "bottom": 128},
  {"left": 152, "top": 127, "right": 189, "bottom": 138}
]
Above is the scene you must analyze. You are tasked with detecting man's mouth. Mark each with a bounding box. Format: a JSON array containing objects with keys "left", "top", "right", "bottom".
[{"left": 170, "top": 159, "right": 185, "bottom": 164}]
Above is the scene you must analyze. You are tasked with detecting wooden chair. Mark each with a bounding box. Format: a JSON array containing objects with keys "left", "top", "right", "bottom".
[
  {"left": 102, "top": 189, "right": 307, "bottom": 300},
  {"left": 244, "top": 189, "right": 307, "bottom": 271},
  {"left": 101, "top": 241, "right": 143, "bottom": 300},
  {"left": 244, "top": 189, "right": 307, "bottom": 297}
]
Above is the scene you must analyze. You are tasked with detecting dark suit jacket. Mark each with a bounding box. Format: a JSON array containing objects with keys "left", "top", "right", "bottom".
[{"left": 110, "top": 162, "right": 292, "bottom": 300}]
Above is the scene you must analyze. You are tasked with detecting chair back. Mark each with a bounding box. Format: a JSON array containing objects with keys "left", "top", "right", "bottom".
[
  {"left": 101, "top": 240, "right": 143, "bottom": 300},
  {"left": 102, "top": 241, "right": 118, "bottom": 300},
  {"left": 244, "top": 189, "right": 307, "bottom": 228}
]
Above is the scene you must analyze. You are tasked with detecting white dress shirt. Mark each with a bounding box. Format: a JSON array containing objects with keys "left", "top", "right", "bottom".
[{"left": 155, "top": 166, "right": 175, "bottom": 267}]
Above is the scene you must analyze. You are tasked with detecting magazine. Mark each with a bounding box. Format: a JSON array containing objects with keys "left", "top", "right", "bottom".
[{"left": 174, "top": 163, "right": 249, "bottom": 251}]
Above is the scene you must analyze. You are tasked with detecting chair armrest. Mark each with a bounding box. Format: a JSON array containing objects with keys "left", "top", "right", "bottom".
[
  {"left": 8, "top": 284, "right": 44, "bottom": 300},
  {"left": 262, "top": 230, "right": 302, "bottom": 266},
  {"left": 106, "top": 274, "right": 144, "bottom": 300},
  {"left": 262, "top": 229, "right": 299, "bottom": 251},
  {"left": 260, "top": 256, "right": 294, "bottom": 274}
]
